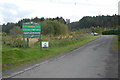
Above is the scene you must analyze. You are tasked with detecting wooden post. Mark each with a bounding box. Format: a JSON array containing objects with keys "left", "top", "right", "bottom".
[
  {"left": 27, "top": 38, "right": 29, "bottom": 48},
  {"left": 23, "top": 35, "right": 26, "bottom": 48}
]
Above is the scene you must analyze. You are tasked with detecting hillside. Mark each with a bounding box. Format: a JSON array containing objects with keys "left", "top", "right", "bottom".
[{"left": 69, "top": 15, "right": 119, "bottom": 31}]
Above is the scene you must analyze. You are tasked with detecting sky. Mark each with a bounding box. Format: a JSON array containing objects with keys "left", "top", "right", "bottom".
[{"left": 0, "top": 0, "right": 119, "bottom": 24}]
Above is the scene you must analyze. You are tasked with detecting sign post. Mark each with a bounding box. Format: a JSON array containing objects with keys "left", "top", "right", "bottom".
[{"left": 22, "top": 22, "right": 41, "bottom": 48}]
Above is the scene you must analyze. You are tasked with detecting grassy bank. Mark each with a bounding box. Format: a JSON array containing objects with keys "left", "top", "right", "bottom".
[
  {"left": 113, "top": 35, "right": 119, "bottom": 50},
  {"left": 0, "top": 35, "right": 2, "bottom": 71},
  {"left": 2, "top": 36, "right": 99, "bottom": 70}
]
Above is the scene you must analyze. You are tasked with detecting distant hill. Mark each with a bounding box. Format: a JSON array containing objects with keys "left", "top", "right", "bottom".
[{"left": 69, "top": 15, "right": 119, "bottom": 31}]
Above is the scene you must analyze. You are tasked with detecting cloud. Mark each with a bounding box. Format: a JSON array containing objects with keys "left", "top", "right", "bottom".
[
  {"left": 0, "top": 3, "right": 32, "bottom": 24},
  {"left": 119, "top": 1, "right": 120, "bottom": 15},
  {"left": 0, "top": 0, "right": 119, "bottom": 24}
]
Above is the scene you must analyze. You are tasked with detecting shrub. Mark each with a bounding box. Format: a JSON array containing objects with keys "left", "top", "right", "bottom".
[{"left": 102, "top": 30, "right": 119, "bottom": 35}]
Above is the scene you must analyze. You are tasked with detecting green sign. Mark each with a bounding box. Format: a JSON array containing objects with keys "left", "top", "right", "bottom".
[
  {"left": 22, "top": 29, "right": 41, "bottom": 31},
  {"left": 22, "top": 22, "right": 41, "bottom": 38},
  {"left": 22, "top": 25, "right": 40, "bottom": 29}
]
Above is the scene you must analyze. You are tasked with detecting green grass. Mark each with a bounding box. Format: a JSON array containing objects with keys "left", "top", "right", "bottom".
[
  {"left": 2, "top": 36, "right": 99, "bottom": 70},
  {"left": 0, "top": 35, "right": 1, "bottom": 71},
  {"left": 113, "top": 35, "right": 119, "bottom": 50}
]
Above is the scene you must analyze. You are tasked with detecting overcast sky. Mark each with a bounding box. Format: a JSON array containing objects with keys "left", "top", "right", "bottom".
[{"left": 0, "top": 0, "right": 119, "bottom": 24}]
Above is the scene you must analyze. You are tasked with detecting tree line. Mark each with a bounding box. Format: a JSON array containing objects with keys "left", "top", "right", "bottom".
[
  {"left": 2, "top": 16, "right": 66, "bottom": 34},
  {"left": 2, "top": 14, "right": 120, "bottom": 35},
  {"left": 69, "top": 14, "right": 119, "bottom": 31}
]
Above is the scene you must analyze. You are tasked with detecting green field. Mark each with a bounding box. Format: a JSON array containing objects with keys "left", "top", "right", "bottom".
[{"left": 2, "top": 36, "right": 99, "bottom": 70}]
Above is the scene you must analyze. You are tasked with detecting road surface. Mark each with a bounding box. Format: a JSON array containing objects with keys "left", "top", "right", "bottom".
[{"left": 3, "top": 35, "right": 118, "bottom": 78}]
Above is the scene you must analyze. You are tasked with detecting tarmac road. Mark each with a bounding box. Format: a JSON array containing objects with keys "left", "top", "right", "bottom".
[{"left": 3, "top": 35, "right": 118, "bottom": 78}]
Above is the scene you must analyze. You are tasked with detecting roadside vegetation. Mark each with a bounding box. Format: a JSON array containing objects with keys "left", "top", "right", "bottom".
[
  {"left": 113, "top": 35, "right": 119, "bottom": 50},
  {"left": 2, "top": 33, "right": 99, "bottom": 70},
  {"left": 2, "top": 15, "right": 119, "bottom": 70},
  {"left": 2, "top": 18, "right": 99, "bottom": 70},
  {"left": 0, "top": 33, "right": 2, "bottom": 71}
]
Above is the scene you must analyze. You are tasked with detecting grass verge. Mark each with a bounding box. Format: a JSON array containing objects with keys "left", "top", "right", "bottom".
[
  {"left": 2, "top": 36, "right": 99, "bottom": 70},
  {"left": 113, "top": 35, "right": 119, "bottom": 50}
]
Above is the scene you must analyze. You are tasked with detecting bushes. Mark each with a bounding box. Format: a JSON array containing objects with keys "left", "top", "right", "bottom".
[
  {"left": 2, "top": 34, "right": 24, "bottom": 48},
  {"left": 102, "top": 30, "right": 119, "bottom": 35},
  {"left": 118, "top": 35, "right": 120, "bottom": 41},
  {"left": 10, "top": 39, "right": 23, "bottom": 48},
  {"left": 37, "top": 36, "right": 91, "bottom": 48},
  {"left": 41, "top": 20, "right": 68, "bottom": 36},
  {"left": 91, "top": 26, "right": 103, "bottom": 34}
]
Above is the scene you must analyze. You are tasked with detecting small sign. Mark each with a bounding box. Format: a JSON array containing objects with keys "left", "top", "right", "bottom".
[{"left": 42, "top": 41, "right": 49, "bottom": 47}]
